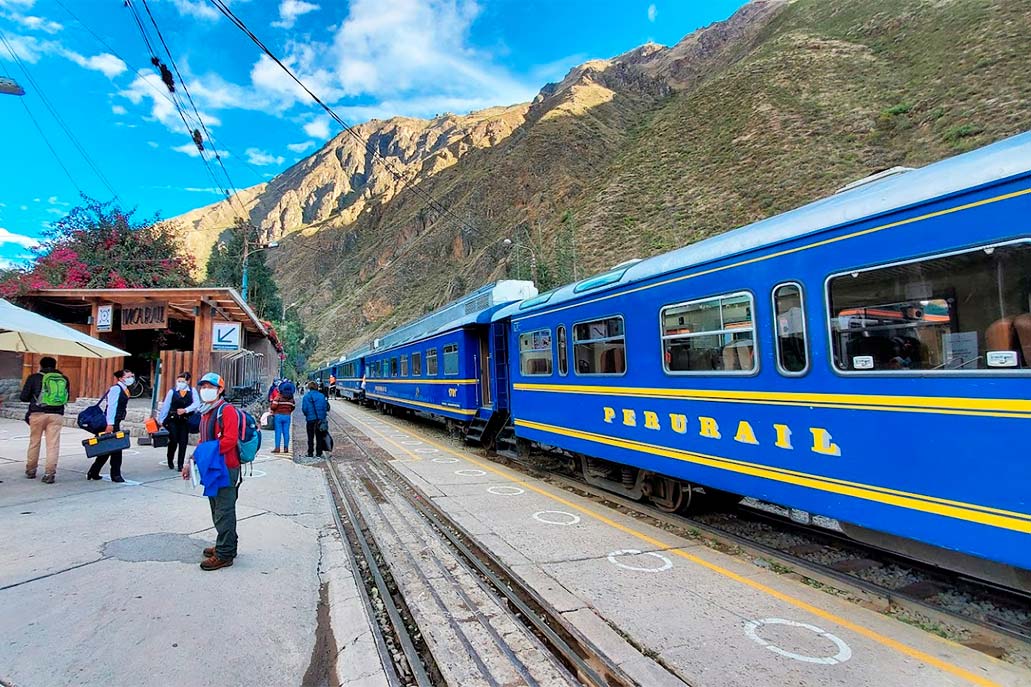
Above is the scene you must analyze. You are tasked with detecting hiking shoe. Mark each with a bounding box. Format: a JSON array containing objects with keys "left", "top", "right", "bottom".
[
  {"left": 200, "top": 556, "right": 233, "bottom": 571},
  {"left": 41, "top": 474, "right": 55, "bottom": 484},
  {"left": 203, "top": 546, "right": 215, "bottom": 558},
  {"left": 111, "top": 475, "right": 125, "bottom": 483},
  {"left": 271, "top": 448, "right": 281, "bottom": 454},
  {"left": 25, "top": 470, "right": 36, "bottom": 479}
]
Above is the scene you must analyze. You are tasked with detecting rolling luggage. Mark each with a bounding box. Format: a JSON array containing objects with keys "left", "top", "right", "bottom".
[{"left": 82, "top": 430, "right": 131, "bottom": 458}]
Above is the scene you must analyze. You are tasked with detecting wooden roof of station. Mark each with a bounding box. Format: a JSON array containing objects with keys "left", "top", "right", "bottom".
[{"left": 28, "top": 288, "right": 270, "bottom": 335}]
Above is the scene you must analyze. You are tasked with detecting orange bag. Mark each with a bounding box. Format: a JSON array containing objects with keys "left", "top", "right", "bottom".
[{"left": 145, "top": 417, "right": 159, "bottom": 434}]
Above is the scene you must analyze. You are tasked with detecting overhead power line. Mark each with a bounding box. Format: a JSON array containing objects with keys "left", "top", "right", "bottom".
[
  {"left": 0, "top": 29, "right": 120, "bottom": 201},
  {"left": 206, "top": 0, "right": 485, "bottom": 242}
]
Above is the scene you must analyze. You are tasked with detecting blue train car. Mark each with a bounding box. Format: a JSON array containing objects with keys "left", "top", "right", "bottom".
[
  {"left": 335, "top": 346, "right": 371, "bottom": 401},
  {"left": 493, "top": 132, "right": 1031, "bottom": 572},
  {"left": 363, "top": 281, "right": 536, "bottom": 425}
]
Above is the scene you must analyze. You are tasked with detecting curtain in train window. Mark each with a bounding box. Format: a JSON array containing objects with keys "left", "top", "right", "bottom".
[
  {"left": 773, "top": 283, "right": 808, "bottom": 374},
  {"left": 829, "top": 242, "right": 1031, "bottom": 372},
  {"left": 390, "top": 357, "right": 399, "bottom": 377},
  {"left": 412, "top": 352, "right": 422, "bottom": 376},
  {"left": 400, "top": 355, "right": 408, "bottom": 377},
  {"left": 661, "top": 292, "right": 755, "bottom": 373},
  {"left": 426, "top": 349, "right": 438, "bottom": 376},
  {"left": 443, "top": 344, "right": 459, "bottom": 375},
  {"left": 573, "top": 316, "right": 626, "bottom": 374},
  {"left": 557, "top": 325, "right": 568, "bottom": 376},
  {"left": 519, "top": 328, "right": 553, "bottom": 375}
]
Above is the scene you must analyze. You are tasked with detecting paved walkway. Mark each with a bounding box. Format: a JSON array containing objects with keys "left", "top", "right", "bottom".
[{"left": 0, "top": 417, "right": 387, "bottom": 687}]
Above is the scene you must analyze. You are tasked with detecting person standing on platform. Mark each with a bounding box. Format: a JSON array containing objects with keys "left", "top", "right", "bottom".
[
  {"left": 157, "top": 371, "right": 199, "bottom": 471},
  {"left": 328, "top": 373, "right": 336, "bottom": 398},
  {"left": 301, "top": 381, "right": 328, "bottom": 458},
  {"left": 20, "top": 356, "right": 69, "bottom": 484},
  {"left": 182, "top": 372, "right": 240, "bottom": 571},
  {"left": 270, "top": 381, "right": 295, "bottom": 454},
  {"left": 87, "top": 369, "right": 132, "bottom": 483}
]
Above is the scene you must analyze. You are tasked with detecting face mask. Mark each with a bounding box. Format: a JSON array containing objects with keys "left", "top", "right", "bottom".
[
  {"left": 123, "top": 376, "right": 135, "bottom": 386},
  {"left": 176, "top": 381, "right": 188, "bottom": 391},
  {"left": 199, "top": 387, "right": 218, "bottom": 403}
]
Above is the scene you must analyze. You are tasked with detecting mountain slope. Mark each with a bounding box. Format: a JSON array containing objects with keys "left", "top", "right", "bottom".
[{"left": 174, "top": 0, "right": 1031, "bottom": 360}]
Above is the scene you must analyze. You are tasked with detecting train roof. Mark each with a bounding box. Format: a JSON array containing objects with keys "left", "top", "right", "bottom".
[
  {"left": 495, "top": 130, "right": 1031, "bottom": 321},
  {"left": 373, "top": 280, "right": 537, "bottom": 352}
]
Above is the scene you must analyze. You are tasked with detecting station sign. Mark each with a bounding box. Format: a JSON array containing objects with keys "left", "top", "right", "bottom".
[
  {"left": 212, "top": 321, "right": 242, "bottom": 352},
  {"left": 96, "top": 304, "right": 113, "bottom": 332},
  {"left": 121, "top": 302, "right": 168, "bottom": 330}
]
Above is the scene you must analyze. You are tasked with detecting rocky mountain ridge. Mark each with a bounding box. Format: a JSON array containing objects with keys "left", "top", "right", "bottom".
[{"left": 173, "top": 0, "right": 1031, "bottom": 360}]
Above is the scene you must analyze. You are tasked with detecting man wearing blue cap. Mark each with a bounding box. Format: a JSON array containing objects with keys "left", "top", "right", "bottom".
[{"left": 183, "top": 372, "right": 241, "bottom": 571}]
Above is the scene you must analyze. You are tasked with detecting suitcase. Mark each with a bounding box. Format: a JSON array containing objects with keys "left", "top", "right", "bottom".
[
  {"left": 150, "top": 428, "right": 170, "bottom": 448},
  {"left": 82, "top": 430, "right": 131, "bottom": 458}
]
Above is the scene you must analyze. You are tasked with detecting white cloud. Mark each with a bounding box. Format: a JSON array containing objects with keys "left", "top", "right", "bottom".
[
  {"left": 272, "top": 0, "right": 319, "bottom": 29},
  {"left": 3, "top": 12, "right": 63, "bottom": 34},
  {"left": 111, "top": 104, "right": 127, "bottom": 115},
  {"left": 0, "top": 0, "right": 36, "bottom": 9},
  {"left": 287, "top": 141, "right": 315, "bottom": 153},
  {"left": 45, "top": 208, "right": 64, "bottom": 216},
  {"left": 120, "top": 70, "right": 222, "bottom": 133},
  {"left": 65, "top": 52, "right": 126, "bottom": 77},
  {"left": 182, "top": 187, "right": 224, "bottom": 194},
  {"left": 147, "top": 141, "right": 160, "bottom": 148},
  {"left": 303, "top": 115, "right": 331, "bottom": 139},
  {"left": 172, "top": 142, "right": 229, "bottom": 158},
  {"left": 647, "top": 4, "right": 657, "bottom": 22},
  {"left": 0, "top": 226, "right": 39, "bottom": 249},
  {"left": 245, "top": 147, "right": 285, "bottom": 166},
  {"left": 162, "top": 0, "right": 220, "bottom": 21}
]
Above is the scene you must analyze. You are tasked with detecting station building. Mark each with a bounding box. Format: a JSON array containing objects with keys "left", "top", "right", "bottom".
[{"left": 0, "top": 287, "right": 280, "bottom": 411}]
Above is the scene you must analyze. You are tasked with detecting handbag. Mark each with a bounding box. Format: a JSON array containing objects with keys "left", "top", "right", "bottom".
[
  {"left": 322, "top": 431, "right": 334, "bottom": 452},
  {"left": 317, "top": 418, "right": 328, "bottom": 433},
  {"left": 76, "top": 402, "right": 108, "bottom": 435}
]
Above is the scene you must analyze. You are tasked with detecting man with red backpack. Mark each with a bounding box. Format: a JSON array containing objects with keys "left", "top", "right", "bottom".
[{"left": 182, "top": 372, "right": 241, "bottom": 571}]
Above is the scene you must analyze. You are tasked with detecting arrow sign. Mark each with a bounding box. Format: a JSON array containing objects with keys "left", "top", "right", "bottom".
[{"left": 212, "top": 322, "right": 241, "bottom": 352}]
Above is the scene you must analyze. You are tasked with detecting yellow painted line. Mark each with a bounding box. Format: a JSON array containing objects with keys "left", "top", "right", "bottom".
[
  {"left": 515, "top": 418, "right": 1031, "bottom": 530},
  {"left": 335, "top": 404, "right": 1005, "bottom": 687},
  {"left": 369, "top": 378, "right": 478, "bottom": 385},
  {"left": 513, "top": 383, "right": 1031, "bottom": 419},
  {"left": 514, "top": 187, "right": 1031, "bottom": 322},
  {"left": 365, "top": 392, "right": 476, "bottom": 416}
]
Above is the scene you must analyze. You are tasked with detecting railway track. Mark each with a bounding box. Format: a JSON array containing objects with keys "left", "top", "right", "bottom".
[
  {"left": 322, "top": 411, "right": 643, "bottom": 687},
  {"left": 342, "top": 403, "right": 1031, "bottom": 666}
]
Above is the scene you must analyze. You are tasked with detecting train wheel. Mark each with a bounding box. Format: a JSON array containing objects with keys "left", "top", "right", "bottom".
[{"left": 651, "top": 476, "right": 689, "bottom": 513}]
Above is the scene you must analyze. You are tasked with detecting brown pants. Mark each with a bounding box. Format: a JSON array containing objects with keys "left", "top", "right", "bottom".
[{"left": 27, "top": 412, "right": 64, "bottom": 476}]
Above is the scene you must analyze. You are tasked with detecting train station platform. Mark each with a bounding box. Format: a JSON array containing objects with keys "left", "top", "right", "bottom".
[
  {"left": 330, "top": 401, "right": 1031, "bottom": 687},
  {"left": 0, "top": 417, "right": 388, "bottom": 687}
]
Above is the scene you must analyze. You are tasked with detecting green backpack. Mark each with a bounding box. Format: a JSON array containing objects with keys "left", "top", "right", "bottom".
[{"left": 39, "top": 372, "right": 69, "bottom": 407}]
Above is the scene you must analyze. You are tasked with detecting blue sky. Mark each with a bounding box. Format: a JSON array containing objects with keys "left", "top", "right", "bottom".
[{"left": 0, "top": 0, "right": 746, "bottom": 267}]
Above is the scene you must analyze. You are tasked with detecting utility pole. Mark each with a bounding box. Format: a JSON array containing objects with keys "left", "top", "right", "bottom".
[{"left": 241, "top": 222, "right": 251, "bottom": 303}]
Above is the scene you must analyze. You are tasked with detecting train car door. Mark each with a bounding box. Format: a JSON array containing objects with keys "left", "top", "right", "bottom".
[{"left": 479, "top": 330, "right": 492, "bottom": 406}]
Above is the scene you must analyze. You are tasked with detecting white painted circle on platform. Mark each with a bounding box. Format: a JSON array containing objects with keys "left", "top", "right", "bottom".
[
  {"left": 743, "top": 618, "right": 852, "bottom": 665},
  {"left": 487, "top": 486, "right": 524, "bottom": 496},
  {"left": 455, "top": 469, "right": 486, "bottom": 477},
  {"left": 125, "top": 450, "right": 140, "bottom": 456},
  {"left": 415, "top": 448, "right": 439, "bottom": 454},
  {"left": 392, "top": 435, "right": 408, "bottom": 439},
  {"left": 432, "top": 457, "right": 458, "bottom": 464},
  {"left": 606, "top": 549, "right": 672, "bottom": 572},
  {"left": 533, "top": 511, "right": 581, "bottom": 526},
  {"left": 401, "top": 440, "right": 422, "bottom": 446},
  {"left": 246, "top": 469, "right": 267, "bottom": 479}
]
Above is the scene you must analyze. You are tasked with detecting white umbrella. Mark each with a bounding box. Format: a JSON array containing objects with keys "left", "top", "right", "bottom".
[{"left": 0, "top": 299, "right": 129, "bottom": 358}]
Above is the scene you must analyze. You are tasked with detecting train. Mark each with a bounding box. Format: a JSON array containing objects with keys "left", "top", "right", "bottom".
[{"left": 311, "top": 131, "right": 1031, "bottom": 587}]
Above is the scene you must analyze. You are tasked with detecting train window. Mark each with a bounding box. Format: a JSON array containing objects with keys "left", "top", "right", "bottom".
[
  {"left": 412, "top": 352, "right": 422, "bottom": 376},
  {"left": 773, "top": 283, "right": 808, "bottom": 375},
  {"left": 400, "top": 355, "right": 408, "bottom": 377},
  {"left": 557, "top": 325, "right": 568, "bottom": 376},
  {"left": 661, "top": 292, "right": 755, "bottom": 374},
  {"left": 573, "top": 316, "right": 626, "bottom": 375},
  {"left": 390, "top": 357, "right": 399, "bottom": 377},
  {"left": 382, "top": 360, "right": 389, "bottom": 377},
  {"left": 427, "top": 348, "right": 438, "bottom": 375},
  {"left": 443, "top": 344, "right": 459, "bottom": 375},
  {"left": 828, "top": 240, "right": 1031, "bottom": 373},
  {"left": 519, "top": 328, "right": 553, "bottom": 376}
]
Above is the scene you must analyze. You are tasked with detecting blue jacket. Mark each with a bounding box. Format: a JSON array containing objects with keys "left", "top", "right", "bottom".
[
  {"left": 192, "top": 439, "right": 230, "bottom": 497},
  {"left": 301, "top": 390, "right": 328, "bottom": 422}
]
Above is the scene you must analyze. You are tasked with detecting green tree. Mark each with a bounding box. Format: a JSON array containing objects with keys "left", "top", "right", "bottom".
[
  {"left": 555, "top": 210, "right": 579, "bottom": 285},
  {"left": 0, "top": 197, "right": 195, "bottom": 296},
  {"left": 276, "top": 311, "right": 319, "bottom": 379},
  {"left": 204, "top": 218, "right": 282, "bottom": 322}
]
